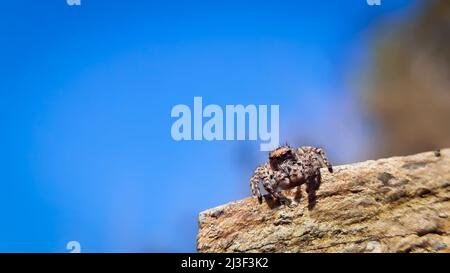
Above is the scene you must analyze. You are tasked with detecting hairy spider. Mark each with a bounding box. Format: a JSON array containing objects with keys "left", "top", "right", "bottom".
[{"left": 250, "top": 145, "right": 333, "bottom": 206}]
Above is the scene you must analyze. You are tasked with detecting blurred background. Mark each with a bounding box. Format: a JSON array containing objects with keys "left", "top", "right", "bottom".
[{"left": 0, "top": 0, "right": 448, "bottom": 252}]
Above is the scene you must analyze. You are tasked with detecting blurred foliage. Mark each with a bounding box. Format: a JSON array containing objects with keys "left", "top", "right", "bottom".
[{"left": 365, "top": 0, "right": 450, "bottom": 157}]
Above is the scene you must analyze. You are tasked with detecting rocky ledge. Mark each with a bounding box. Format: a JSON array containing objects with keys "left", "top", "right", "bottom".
[{"left": 197, "top": 149, "right": 450, "bottom": 253}]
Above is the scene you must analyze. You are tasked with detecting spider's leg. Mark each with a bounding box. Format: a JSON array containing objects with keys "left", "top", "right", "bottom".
[
  {"left": 291, "top": 164, "right": 305, "bottom": 201},
  {"left": 304, "top": 171, "right": 322, "bottom": 210},
  {"left": 261, "top": 174, "right": 279, "bottom": 200},
  {"left": 315, "top": 170, "right": 322, "bottom": 191},
  {"left": 305, "top": 178, "right": 311, "bottom": 194},
  {"left": 297, "top": 146, "right": 307, "bottom": 156},
  {"left": 250, "top": 167, "right": 264, "bottom": 204},
  {"left": 306, "top": 171, "right": 322, "bottom": 192},
  {"left": 262, "top": 174, "right": 293, "bottom": 206},
  {"left": 291, "top": 163, "right": 306, "bottom": 183},
  {"left": 314, "top": 147, "right": 333, "bottom": 173},
  {"left": 294, "top": 185, "right": 302, "bottom": 202}
]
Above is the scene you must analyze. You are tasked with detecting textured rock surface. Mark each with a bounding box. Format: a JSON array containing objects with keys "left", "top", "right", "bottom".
[{"left": 197, "top": 149, "right": 450, "bottom": 253}]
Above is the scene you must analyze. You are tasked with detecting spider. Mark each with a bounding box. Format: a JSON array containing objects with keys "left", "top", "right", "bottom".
[{"left": 250, "top": 145, "right": 333, "bottom": 206}]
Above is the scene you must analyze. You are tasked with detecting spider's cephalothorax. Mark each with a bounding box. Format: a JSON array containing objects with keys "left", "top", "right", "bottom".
[
  {"left": 268, "top": 145, "right": 296, "bottom": 170},
  {"left": 250, "top": 145, "right": 333, "bottom": 206}
]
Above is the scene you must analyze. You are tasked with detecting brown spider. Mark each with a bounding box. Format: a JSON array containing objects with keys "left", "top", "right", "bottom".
[{"left": 250, "top": 145, "right": 333, "bottom": 207}]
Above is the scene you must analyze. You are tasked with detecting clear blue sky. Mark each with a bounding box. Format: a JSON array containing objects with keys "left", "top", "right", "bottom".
[{"left": 0, "top": 0, "right": 418, "bottom": 252}]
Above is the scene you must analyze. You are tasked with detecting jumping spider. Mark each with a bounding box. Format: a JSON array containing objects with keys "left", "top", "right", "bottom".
[{"left": 250, "top": 145, "right": 333, "bottom": 207}]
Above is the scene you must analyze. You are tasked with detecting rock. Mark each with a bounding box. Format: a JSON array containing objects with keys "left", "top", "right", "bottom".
[{"left": 197, "top": 149, "right": 450, "bottom": 253}]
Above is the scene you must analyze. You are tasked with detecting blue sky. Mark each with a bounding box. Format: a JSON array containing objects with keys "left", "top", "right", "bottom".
[{"left": 0, "top": 0, "right": 419, "bottom": 252}]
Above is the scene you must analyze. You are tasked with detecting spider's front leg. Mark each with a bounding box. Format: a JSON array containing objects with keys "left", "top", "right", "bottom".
[
  {"left": 250, "top": 167, "right": 265, "bottom": 204},
  {"left": 279, "top": 162, "right": 305, "bottom": 201},
  {"left": 261, "top": 174, "right": 291, "bottom": 206}
]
